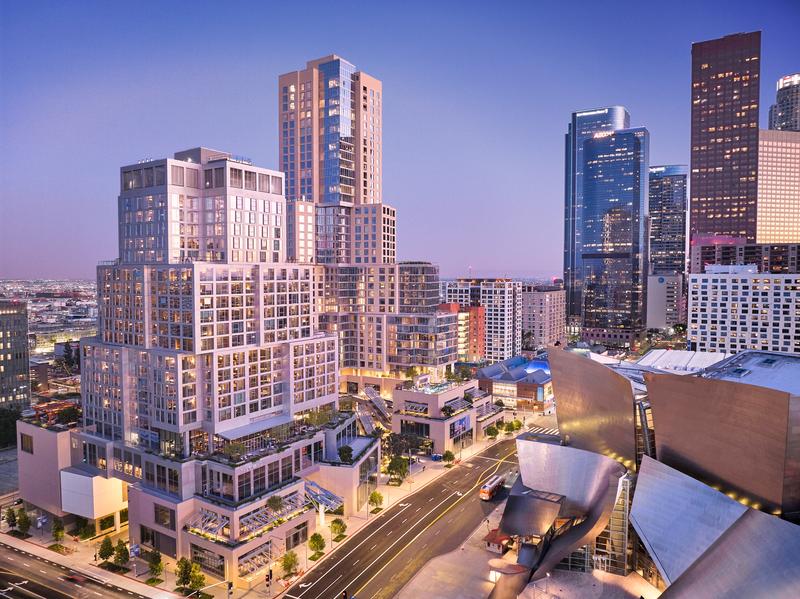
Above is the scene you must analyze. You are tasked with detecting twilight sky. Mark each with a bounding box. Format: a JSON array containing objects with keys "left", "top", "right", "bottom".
[{"left": 1, "top": 0, "right": 798, "bottom": 281}]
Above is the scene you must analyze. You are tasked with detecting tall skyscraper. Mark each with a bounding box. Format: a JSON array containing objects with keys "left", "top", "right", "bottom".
[
  {"left": 580, "top": 127, "right": 650, "bottom": 348},
  {"left": 649, "top": 165, "right": 688, "bottom": 274},
  {"left": 690, "top": 31, "right": 761, "bottom": 243},
  {"left": 0, "top": 300, "right": 30, "bottom": 410},
  {"left": 757, "top": 128, "right": 800, "bottom": 243},
  {"left": 279, "top": 56, "right": 396, "bottom": 265},
  {"left": 445, "top": 279, "right": 521, "bottom": 363},
  {"left": 769, "top": 74, "right": 800, "bottom": 132},
  {"left": 564, "top": 106, "right": 630, "bottom": 320}
]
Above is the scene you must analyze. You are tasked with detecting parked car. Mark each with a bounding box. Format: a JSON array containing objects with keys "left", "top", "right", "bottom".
[{"left": 431, "top": 454, "right": 442, "bottom": 462}]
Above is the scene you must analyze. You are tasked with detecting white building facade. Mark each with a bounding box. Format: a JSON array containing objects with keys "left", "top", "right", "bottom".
[{"left": 520, "top": 286, "right": 566, "bottom": 348}]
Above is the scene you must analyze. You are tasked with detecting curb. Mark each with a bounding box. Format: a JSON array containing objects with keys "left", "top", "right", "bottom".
[{"left": 89, "top": 562, "right": 184, "bottom": 596}]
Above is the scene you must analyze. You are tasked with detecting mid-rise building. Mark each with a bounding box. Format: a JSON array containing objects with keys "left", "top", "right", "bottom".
[
  {"left": 564, "top": 106, "right": 631, "bottom": 319},
  {"left": 687, "top": 263, "right": 800, "bottom": 354},
  {"left": 445, "top": 279, "right": 522, "bottom": 362},
  {"left": 17, "top": 148, "right": 381, "bottom": 590},
  {"left": 439, "top": 303, "right": 485, "bottom": 363},
  {"left": 690, "top": 31, "right": 762, "bottom": 242},
  {"left": 579, "top": 127, "right": 650, "bottom": 348},
  {"left": 646, "top": 273, "right": 684, "bottom": 331},
  {"left": 0, "top": 300, "right": 30, "bottom": 410},
  {"left": 756, "top": 128, "right": 800, "bottom": 243},
  {"left": 769, "top": 73, "right": 800, "bottom": 131},
  {"left": 689, "top": 235, "right": 800, "bottom": 274},
  {"left": 649, "top": 165, "right": 688, "bottom": 275},
  {"left": 279, "top": 56, "right": 396, "bottom": 265},
  {"left": 520, "top": 286, "right": 565, "bottom": 348}
]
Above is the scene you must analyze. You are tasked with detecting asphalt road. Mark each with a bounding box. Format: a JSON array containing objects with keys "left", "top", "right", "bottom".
[
  {"left": 0, "top": 539, "right": 159, "bottom": 599},
  {"left": 285, "top": 438, "right": 519, "bottom": 599}
]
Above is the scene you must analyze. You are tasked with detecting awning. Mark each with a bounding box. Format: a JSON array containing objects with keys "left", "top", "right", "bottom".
[{"left": 216, "top": 413, "right": 295, "bottom": 441}]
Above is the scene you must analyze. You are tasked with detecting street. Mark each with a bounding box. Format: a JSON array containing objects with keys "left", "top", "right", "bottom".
[
  {"left": 0, "top": 539, "right": 170, "bottom": 599},
  {"left": 284, "top": 438, "right": 519, "bottom": 599}
]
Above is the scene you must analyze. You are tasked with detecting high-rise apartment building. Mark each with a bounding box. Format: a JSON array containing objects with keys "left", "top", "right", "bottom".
[
  {"left": 769, "top": 74, "right": 800, "bottom": 132},
  {"left": 649, "top": 165, "right": 688, "bottom": 274},
  {"left": 564, "top": 107, "right": 631, "bottom": 320},
  {"left": 0, "top": 300, "right": 30, "bottom": 410},
  {"left": 17, "top": 148, "right": 382, "bottom": 590},
  {"left": 756, "top": 128, "right": 800, "bottom": 243},
  {"left": 445, "top": 279, "right": 521, "bottom": 362},
  {"left": 521, "top": 286, "right": 566, "bottom": 348},
  {"left": 580, "top": 127, "right": 650, "bottom": 348},
  {"left": 439, "top": 303, "right": 485, "bottom": 363},
  {"left": 279, "top": 56, "right": 396, "bottom": 265},
  {"left": 690, "top": 31, "right": 761, "bottom": 242}
]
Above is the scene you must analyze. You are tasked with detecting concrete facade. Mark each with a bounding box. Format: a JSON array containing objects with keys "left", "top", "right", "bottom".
[
  {"left": 520, "top": 287, "right": 565, "bottom": 348},
  {"left": 646, "top": 273, "right": 683, "bottom": 330}
]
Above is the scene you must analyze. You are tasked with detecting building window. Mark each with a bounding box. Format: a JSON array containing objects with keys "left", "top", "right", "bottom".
[
  {"left": 154, "top": 503, "right": 176, "bottom": 531},
  {"left": 230, "top": 168, "right": 243, "bottom": 188},
  {"left": 19, "top": 433, "right": 33, "bottom": 454}
]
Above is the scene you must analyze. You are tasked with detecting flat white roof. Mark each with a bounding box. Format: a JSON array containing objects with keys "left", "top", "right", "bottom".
[
  {"left": 703, "top": 351, "right": 800, "bottom": 394},
  {"left": 637, "top": 349, "right": 731, "bottom": 372}
]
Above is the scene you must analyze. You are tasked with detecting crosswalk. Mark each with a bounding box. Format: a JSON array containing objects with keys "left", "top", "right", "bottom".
[{"left": 526, "top": 426, "right": 560, "bottom": 436}]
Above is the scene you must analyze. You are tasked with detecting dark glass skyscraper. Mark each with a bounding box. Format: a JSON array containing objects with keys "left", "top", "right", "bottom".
[
  {"left": 579, "top": 127, "right": 649, "bottom": 348},
  {"left": 564, "top": 107, "right": 630, "bottom": 320},
  {"left": 649, "top": 165, "right": 688, "bottom": 274},
  {"left": 690, "top": 31, "right": 761, "bottom": 243}
]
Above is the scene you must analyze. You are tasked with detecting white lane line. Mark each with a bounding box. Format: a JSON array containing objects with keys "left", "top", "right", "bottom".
[
  {"left": 370, "top": 544, "right": 377, "bottom": 550},
  {"left": 307, "top": 573, "right": 342, "bottom": 599},
  {"left": 23, "top": 563, "right": 29, "bottom": 567},
  {"left": 353, "top": 560, "right": 359, "bottom": 566},
  {"left": 295, "top": 503, "right": 414, "bottom": 597}
]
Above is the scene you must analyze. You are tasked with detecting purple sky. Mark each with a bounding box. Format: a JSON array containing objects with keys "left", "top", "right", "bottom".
[{"left": 1, "top": 0, "right": 798, "bottom": 281}]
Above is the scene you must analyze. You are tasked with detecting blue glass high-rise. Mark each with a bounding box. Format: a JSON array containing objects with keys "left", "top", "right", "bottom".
[
  {"left": 319, "top": 58, "right": 356, "bottom": 205},
  {"left": 580, "top": 127, "right": 650, "bottom": 348},
  {"left": 564, "top": 107, "right": 630, "bottom": 321}
]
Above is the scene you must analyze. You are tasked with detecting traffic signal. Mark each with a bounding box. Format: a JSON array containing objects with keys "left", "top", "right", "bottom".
[
  {"left": 228, "top": 581, "right": 233, "bottom": 596},
  {"left": 342, "top": 592, "right": 348, "bottom": 598},
  {"left": 268, "top": 569, "right": 273, "bottom": 581}
]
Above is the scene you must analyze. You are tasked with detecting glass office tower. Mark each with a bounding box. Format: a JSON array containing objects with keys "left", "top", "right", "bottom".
[
  {"left": 579, "top": 127, "right": 649, "bottom": 348},
  {"left": 649, "top": 165, "right": 688, "bottom": 274},
  {"left": 769, "top": 74, "right": 800, "bottom": 132},
  {"left": 564, "top": 107, "right": 630, "bottom": 320}
]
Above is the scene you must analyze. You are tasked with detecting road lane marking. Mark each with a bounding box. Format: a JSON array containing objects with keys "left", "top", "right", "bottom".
[
  {"left": 353, "top": 560, "right": 359, "bottom": 565},
  {"left": 370, "top": 545, "right": 377, "bottom": 550}
]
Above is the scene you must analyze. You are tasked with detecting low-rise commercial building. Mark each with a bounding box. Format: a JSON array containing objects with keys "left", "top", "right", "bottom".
[{"left": 475, "top": 356, "right": 554, "bottom": 415}]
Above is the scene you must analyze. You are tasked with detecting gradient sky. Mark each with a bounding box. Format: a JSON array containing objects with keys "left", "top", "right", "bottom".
[{"left": 1, "top": 0, "right": 798, "bottom": 281}]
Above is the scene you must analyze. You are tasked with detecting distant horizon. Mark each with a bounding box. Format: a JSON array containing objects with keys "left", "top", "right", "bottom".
[{"left": 2, "top": 1, "right": 798, "bottom": 280}]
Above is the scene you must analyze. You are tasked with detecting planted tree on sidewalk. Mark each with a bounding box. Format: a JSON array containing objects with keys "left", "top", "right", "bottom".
[
  {"left": 504, "top": 422, "right": 515, "bottom": 435},
  {"left": 17, "top": 509, "right": 31, "bottom": 536},
  {"left": 309, "top": 532, "right": 325, "bottom": 553},
  {"left": 188, "top": 563, "right": 205, "bottom": 593},
  {"left": 148, "top": 549, "right": 163, "bottom": 579},
  {"left": 513, "top": 420, "right": 522, "bottom": 431},
  {"left": 175, "top": 557, "right": 192, "bottom": 588},
  {"left": 331, "top": 518, "right": 347, "bottom": 536},
  {"left": 113, "top": 539, "right": 128, "bottom": 568},
  {"left": 5, "top": 507, "right": 16, "bottom": 530},
  {"left": 442, "top": 450, "right": 455, "bottom": 465},
  {"left": 51, "top": 517, "right": 65, "bottom": 543},
  {"left": 485, "top": 426, "right": 498, "bottom": 440},
  {"left": 369, "top": 490, "right": 383, "bottom": 510},
  {"left": 98, "top": 535, "right": 114, "bottom": 563},
  {"left": 387, "top": 456, "right": 409, "bottom": 481},
  {"left": 281, "top": 550, "right": 299, "bottom": 576}
]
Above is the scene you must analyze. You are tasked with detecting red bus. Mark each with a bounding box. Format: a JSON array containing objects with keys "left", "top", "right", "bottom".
[{"left": 479, "top": 475, "right": 505, "bottom": 500}]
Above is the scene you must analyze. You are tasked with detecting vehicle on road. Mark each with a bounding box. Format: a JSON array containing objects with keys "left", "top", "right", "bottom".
[
  {"left": 431, "top": 454, "right": 442, "bottom": 461},
  {"left": 479, "top": 475, "right": 505, "bottom": 500},
  {"left": 64, "top": 575, "right": 85, "bottom": 582}
]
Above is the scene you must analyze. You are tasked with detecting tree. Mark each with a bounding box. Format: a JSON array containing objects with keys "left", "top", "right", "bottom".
[
  {"left": 458, "top": 366, "right": 471, "bottom": 380},
  {"left": 504, "top": 422, "right": 516, "bottom": 434},
  {"left": 404, "top": 366, "right": 418, "bottom": 379},
  {"left": 440, "top": 405, "right": 454, "bottom": 418},
  {"left": 98, "top": 535, "right": 114, "bottom": 563},
  {"left": 402, "top": 380, "right": 414, "bottom": 390},
  {"left": 222, "top": 442, "right": 246, "bottom": 458},
  {"left": 281, "top": 550, "right": 299, "bottom": 576},
  {"left": 188, "top": 563, "right": 205, "bottom": 593},
  {"left": 175, "top": 557, "right": 193, "bottom": 588},
  {"left": 384, "top": 433, "right": 409, "bottom": 457},
  {"left": 267, "top": 494, "right": 285, "bottom": 514},
  {"left": 63, "top": 343, "right": 74, "bottom": 369},
  {"left": 309, "top": 532, "right": 325, "bottom": 553},
  {"left": 17, "top": 508, "right": 31, "bottom": 535},
  {"left": 371, "top": 426, "right": 386, "bottom": 440},
  {"left": 485, "top": 426, "right": 498, "bottom": 439},
  {"left": 0, "top": 408, "right": 22, "bottom": 448},
  {"left": 148, "top": 549, "right": 163, "bottom": 579},
  {"left": 113, "top": 539, "right": 129, "bottom": 567},
  {"left": 57, "top": 406, "right": 81, "bottom": 424},
  {"left": 337, "top": 445, "right": 353, "bottom": 463},
  {"left": 494, "top": 399, "right": 505, "bottom": 407},
  {"left": 513, "top": 419, "right": 523, "bottom": 431},
  {"left": 463, "top": 391, "right": 473, "bottom": 403},
  {"left": 369, "top": 490, "right": 383, "bottom": 510},
  {"left": 442, "top": 450, "right": 456, "bottom": 465},
  {"left": 4, "top": 507, "right": 16, "bottom": 530},
  {"left": 330, "top": 518, "right": 347, "bottom": 536},
  {"left": 387, "top": 456, "right": 409, "bottom": 481},
  {"left": 51, "top": 517, "right": 65, "bottom": 543}
]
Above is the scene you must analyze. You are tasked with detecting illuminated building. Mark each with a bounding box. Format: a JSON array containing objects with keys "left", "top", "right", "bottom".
[
  {"left": 439, "top": 302, "right": 485, "bottom": 363},
  {"left": 520, "top": 286, "right": 565, "bottom": 348},
  {"left": 769, "top": 73, "right": 800, "bottom": 132},
  {"left": 579, "top": 127, "right": 650, "bottom": 348},
  {"left": 690, "top": 31, "right": 761, "bottom": 242},
  {"left": 649, "top": 165, "right": 688, "bottom": 275},
  {"left": 646, "top": 274, "right": 684, "bottom": 331},
  {"left": 279, "top": 56, "right": 396, "bottom": 265},
  {"left": 756, "top": 128, "right": 800, "bottom": 243},
  {"left": 444, "top": 279, "right": 522, "bottom": 362},
  {"left": 564, "top": 106, "right": 630, "bottom": 320},
  {"left": 0, "top": 300, "right": 30, "bottom": 409}
]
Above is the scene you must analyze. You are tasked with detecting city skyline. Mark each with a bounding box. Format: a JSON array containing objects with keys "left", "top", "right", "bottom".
[{"left": 1, "top": 0, "right": 799, "bottom": 281}]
